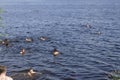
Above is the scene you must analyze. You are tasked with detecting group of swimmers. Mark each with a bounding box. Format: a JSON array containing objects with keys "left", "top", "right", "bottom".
[{"left": 0, "top": 36, "right": 60, "bottom": 80}]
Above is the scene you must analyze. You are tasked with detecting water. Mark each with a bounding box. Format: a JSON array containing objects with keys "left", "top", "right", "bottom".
[{"left": 0, "top": 0, "right": 120, "bottom": 80}]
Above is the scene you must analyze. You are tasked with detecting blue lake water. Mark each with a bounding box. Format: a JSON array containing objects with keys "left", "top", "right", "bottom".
[{"left": 0, "top": 0, "right": 120, "bottom": 80}]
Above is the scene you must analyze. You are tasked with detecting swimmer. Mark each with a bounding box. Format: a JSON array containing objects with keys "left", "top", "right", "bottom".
[
  {"left": 11, "top": 68, "right": 42, "bottom": 80},
  {"left": 25, "top": 38, "right": 33, "bottom": 42},
  {"left": 39, "top": 36, "right": 47, "bottom": 41},
  {"left": 53, "top": 49, "right": 60, "bottom": 57},
  {"left": 86, "top": 23, "right": 91, "bottom": 28},
  {"left": 0, "top": 65, "right": 13, "bottom": 80},
  {"left": 2, "top": 39, "right": 9, "bottom": 46},
  {"left": 96, "top": 31, "right": 101, "bottom": 35},
  {"left": 20, "top": 48, "right": 25, "bottom": 56},
  {"left": 27, "top": 68, "right": 36, "bottom": 77}
]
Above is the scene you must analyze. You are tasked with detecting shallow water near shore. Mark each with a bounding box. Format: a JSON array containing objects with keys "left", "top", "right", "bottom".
[{"left": 0, "top": 0, "right": 120, "bottom": 80}]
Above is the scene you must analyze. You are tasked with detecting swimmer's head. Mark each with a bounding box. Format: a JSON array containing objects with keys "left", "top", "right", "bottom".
[{"left": 0, "top": 65, "right": 6, "bottom": 75}]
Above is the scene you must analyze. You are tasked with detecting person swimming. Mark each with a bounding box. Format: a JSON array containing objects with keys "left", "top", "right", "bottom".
[
  {"left": 87, "top": 23, "right": 92, "bottom": 28},
  {"left": 27, "top": 68, "right": 38, "bottom": 77},
  {"left": 2, "top": 39, "right": 9, "bottom": 46},
  {"left": 53, "top": 49, "right": 60, "bottom": 57},
  {"left": 0, "top": 65, "right": 13, "bottom": 80},
  {"left": 25, "top": 38, "right": 33, "bottom": 42},
  {"left": 20, "top": 48, "right": 25, "bottom": 56},
  {"left": 11, "top": 68, "right": 42, "bottom": 80},
  {"left": 39, "top": 36, "right": 47, "bottom": 41}
]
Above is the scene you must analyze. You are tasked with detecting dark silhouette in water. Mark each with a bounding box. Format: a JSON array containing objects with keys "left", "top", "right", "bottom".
[{"left": 2, "top": 39, "right": 9, "bottom": 47}]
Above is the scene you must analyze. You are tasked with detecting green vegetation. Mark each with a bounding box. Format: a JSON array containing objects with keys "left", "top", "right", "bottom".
[
  {"left": 0, "top": 8, "right": 4, "bottom": 38},
  {"left": 0, "top": 8, "right": 8, "bottom": 39},
  {"left": 0, "top": 8, "right": 4, "bottom": 14},
  {"left": 0, "top": 8, "right": 2, "bottom": 27},
  {"left": 110, "top": 76, "right": 120, "bottom": 80},
  {"left": 108, "top": 71, "right": 120, "bottom": 80},
  {"left": 0, "top": 8, "right": 3, "bottom": 25}
]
